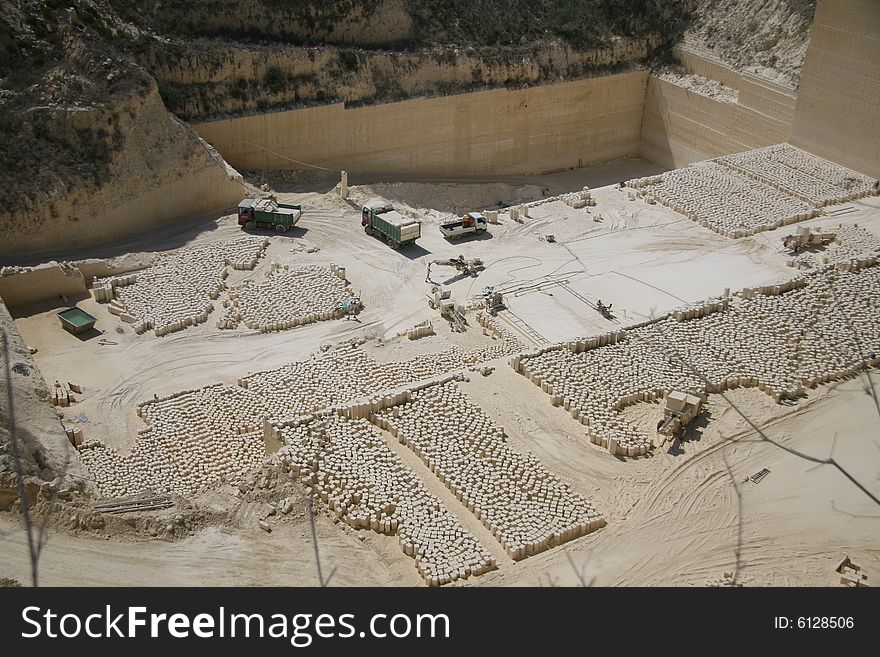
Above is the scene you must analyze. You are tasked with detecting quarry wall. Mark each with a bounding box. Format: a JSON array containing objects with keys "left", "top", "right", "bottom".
[
  {"left": 0, "top": 87, "right": 247, "bottom": 262},
  {"left": 150, "top": 36, "right": 660, "bottom": 121},
  {"left": 789, "top": 0, "right": 880, "bottom": 180},
  {"left": 0, "top": 264, "right": 87, "bottom": 309},
  {"left": 639, "top": 77, "right": 791, "bottom": 168},
  {"left": 640, "top": 48, "right": 795, "bottom": 168},
  {"left": 1, "top": 155, "right": 245, "bottom": 263},
  {"left": 0, "top": 299, "right": 89, "bottom": 494},
  {"left": 194, "top": 72, "right": 649, "bottom": 177}
]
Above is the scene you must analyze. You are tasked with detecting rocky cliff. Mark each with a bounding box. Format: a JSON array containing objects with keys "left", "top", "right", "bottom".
[
  {"left": 0, "top": 0, "right": 245, "bottom": 260},
  {"left": 683, "top": 0, "right": 817, "bottom": 86},
  {"left": 0, "top": 0, "right": 820, "bottom": 258}
]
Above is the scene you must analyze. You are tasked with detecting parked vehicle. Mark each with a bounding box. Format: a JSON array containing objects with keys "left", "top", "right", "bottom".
[
  {"left": 362, "top": 201, "right": 421, "bottom": 248},
  {"left": 440, "top": 212, "right": 488, "bottom": 240},
  {"left": 238, "top": 196, "right": 302, "bottom": 233}
]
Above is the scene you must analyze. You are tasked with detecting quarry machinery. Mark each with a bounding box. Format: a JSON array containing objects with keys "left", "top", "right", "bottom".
[
  {"left": 238, "top": 196, "right": 302, "bottom": 233},
  {"left": 440, "top": 212, "right": 488, "bottom": 240},
  {"left": 427, "top": 286, "right": 467, "bottom": 332},
  {"left": 481, "top": 287, "right": 505, "bottom": 315},
  {"left": 656, "top": 391, "right": 704, "bottom": 448},
  {"left": 362, "top": 201, "right": 421, "bottom": 249},
  {"left": 782, "top": 225, "right": 837, "bottom": 252},
  {"left": 596, "top": 299, "right": 614, "bottom": 319},
  {"left": 425, "top": 255, "right": 485, "bottom": 283}
]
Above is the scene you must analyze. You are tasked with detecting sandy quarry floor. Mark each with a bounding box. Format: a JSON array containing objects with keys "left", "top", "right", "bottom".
[{"left": 4, "top": 158, "right": 880, "bottom": 586}]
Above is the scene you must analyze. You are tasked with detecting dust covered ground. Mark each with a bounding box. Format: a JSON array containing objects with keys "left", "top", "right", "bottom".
[{"left": 3, "top": 158, "right": 879, "bottom": 587}]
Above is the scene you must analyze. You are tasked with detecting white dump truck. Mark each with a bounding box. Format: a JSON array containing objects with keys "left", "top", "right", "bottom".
[{"left": 440, "top": 212, "right": 488, "bottom": 240}]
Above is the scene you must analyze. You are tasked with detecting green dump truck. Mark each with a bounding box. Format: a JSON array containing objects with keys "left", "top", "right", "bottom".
[
  {"left": 238, "top": 197, "right": 302, "bottom": 233},
  {"left": 361, "top": 201, "right": 421, "bottom": 249}
]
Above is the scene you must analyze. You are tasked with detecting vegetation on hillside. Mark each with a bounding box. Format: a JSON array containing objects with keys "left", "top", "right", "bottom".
[{"left": 404, "top": 0, "right": 686, "bottom": 50}]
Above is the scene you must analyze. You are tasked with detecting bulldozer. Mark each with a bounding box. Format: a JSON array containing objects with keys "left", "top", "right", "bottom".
[
  {"left": 425, "top": 255, "right": 485, "bottom": 283},
  {"left": 656, "top": 391, "right": 704, "bottom": 449},
  {"left": 782, "top": 225, "right": 837, "bottom": 253}
]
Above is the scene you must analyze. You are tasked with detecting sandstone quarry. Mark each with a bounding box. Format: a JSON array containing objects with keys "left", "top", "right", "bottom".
[{"left": 2, "top": 0, "right": 879, "bottom": 595}]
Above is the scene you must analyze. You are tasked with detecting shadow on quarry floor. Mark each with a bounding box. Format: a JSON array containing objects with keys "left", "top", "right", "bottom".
[
  {"left": 443, "top": 231, "right": 495, "bottom": 244},
  {"left": 264, "top": 159, "right": 668, "bottom": 198},
  {"left": 400, "top": 243, "right": 432, "bottom": 260},
  {"left": 242, "top": 225, "right": 310, "bottom": 240},
  {"left": 11, "top": 211, "right": 231, "bottom": 266},
  {"left": 10, "top": 293, "right": 92, "bottom": 320},
  {"left": 667, "top": 408, "right": 715, "bottom": 456},
  {"left": 71, "top": 327, "right": 103, "bottom": 342}
]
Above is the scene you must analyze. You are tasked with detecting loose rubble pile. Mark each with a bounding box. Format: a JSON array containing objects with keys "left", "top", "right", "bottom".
[
  {"left": 217, "top": 263, "right": 359, "bottom": 331},
  {"left": 706, "top": 572, "right": 742, "bottom": 587},
  {"left": 78, "top": 315, "right": 523, "bottom": 497},
  {"left": 788, "top": 225, "right": 880, "bottom": 270},
  {"left": 718, "top": 144, "right": 878, "bottom": 206},
  {"left": 93, "top": 237, "right": 268, "bottom": 336},
  {"left": 627, "top": 162, "right": 815, "bottom": 237},
  {"left": 513, "top": 260, "right": 880, "bottom": 455},
  {"left": 655, "top": 66, "right": 739, "bottom": 103},
  {"left": 374, "top": 382, "right": 604, "bottom": 560},
  {"left": 276, "top": 414, "right": 496, "bottom": 586}
]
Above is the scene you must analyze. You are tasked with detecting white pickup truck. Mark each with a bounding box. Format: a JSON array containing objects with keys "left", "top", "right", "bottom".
[{"left": 440, "top": 212, "right": 488, "bottom": 240}]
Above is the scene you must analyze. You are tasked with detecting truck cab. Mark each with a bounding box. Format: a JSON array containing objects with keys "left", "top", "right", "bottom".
[
  {"left": 238, "top": 198, "right": 258, "bottom": 225},
  {"left": 462, "top": 212, "right": 486, "bottom": 229},
  {"left": 362, "top": 201, "right": 394, "bottom": 227}
]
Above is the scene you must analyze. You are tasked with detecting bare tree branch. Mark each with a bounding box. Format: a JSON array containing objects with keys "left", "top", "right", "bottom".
[{"left": 1, "top": 329, "right": 39, "bottom": 587}]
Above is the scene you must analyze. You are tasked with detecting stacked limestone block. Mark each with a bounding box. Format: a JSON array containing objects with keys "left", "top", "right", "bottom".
[
  {"left": 405, "top": 321, "right": 434, "bottom": 340},
  {"left": 219, "top": 263, "right": 358, "bottom": 331},
  {"left": 77, "top": 320, "right": 523, "bottom": 497},
  {"left": 627, "top": 162, "right": 815, "bottom": 237},
  {"left": 241, "top": 323, "right": 523, "bottom": 418},
  {"left": 277, "top": 415, "right": 495, "bottom": 586},
  {"left": 719, "top": 144, "right": 878, "bottom": 206},
  {"left": 78, "top": 384, "right": 269, "bottom": 497},
  {"left": 514, "top": 262, "right": 880, "bottom": 455},
  {"left": 788, "top": 226, "right": 880, "bottom": 270},
  {"left": 94, "top": 237, "right": 268, "bottom": 336},
  {"left": 515, "top": 335, "right": 702, "bottom": 455},
  {"left": 374, "top": 382, "right": 603, "bottom": 560}
]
